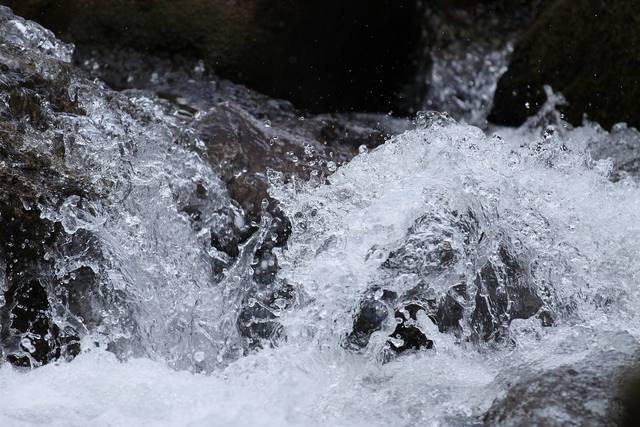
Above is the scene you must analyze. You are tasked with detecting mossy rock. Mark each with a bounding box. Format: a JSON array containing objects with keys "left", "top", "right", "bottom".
[
  {"left": 2, "top": 0, "right": 426, "bottom": 114},
  {"left": 489, "top": 0, "right": 640, "bottom": 129}
]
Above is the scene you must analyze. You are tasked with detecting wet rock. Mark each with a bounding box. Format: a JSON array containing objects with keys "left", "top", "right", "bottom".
[
  {"left": 484, "top": 339, "right": 640, "bottom": 426},
  {"left": 388, "top": 303, "right": 434, "bottom": 353},
  {"left": 346, "top": 290, "right": 434, "bottom": 356},
  {"left": 71, "top": 48, "right": 408, "bottom": 223},
  {"left": 489, "top": 0, "right": 640, "bottom": 129},
  {"left": 87, "top": 49, "right": 409, "bottom": 338},
  {"left": 0, "top": 32, "right": 95, "bottom": 365},
  {"left": 0, "top": 121, "right": 88, "bottom": 367},
  {"left": 0, "top": 31, "right": 94, "bottom": 365},
  {"left": 63, "top": 35, "right": 412, "bottom": 356},
  {"left": 471, "top": 244, "right": 543, "bottom": 342},
  {"left": 4, "top": 0, "right": 427, "bottom": 114},
  {"left": 192, "top": 103, "right": 391, "bottom": 221},
  {"left": 347, "top": 203, "right": 549, "bottom": 356},
  {"left": 0, "top": 7, "right": 247, "bottom": 367},
  {"left": 346, "top": 290, "right": 396, "bottom": 350},
  {"left": 434, "top": 283, "right": 467, "bottom": 333}
]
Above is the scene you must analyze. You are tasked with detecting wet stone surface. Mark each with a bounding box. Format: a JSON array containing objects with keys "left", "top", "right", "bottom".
[{"left": 347, "top": 202, "right": 548, "bottom": 357}]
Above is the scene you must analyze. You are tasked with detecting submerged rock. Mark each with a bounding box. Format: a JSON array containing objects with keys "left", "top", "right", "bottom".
[
  {"left": 489, "top": 0, "right": 640, "bottom": 129},
  {"left": 0, "top": 11, "right": 93, "bottom": 365}
]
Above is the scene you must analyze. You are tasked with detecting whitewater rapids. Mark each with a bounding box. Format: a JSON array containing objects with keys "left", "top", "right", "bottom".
[{"left": 2, "top": 105, "right": 640, "bottom": 425}]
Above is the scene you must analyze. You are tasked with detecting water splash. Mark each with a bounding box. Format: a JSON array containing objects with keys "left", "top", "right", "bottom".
[{"left": 1, "top": 7, "right": 640, "bottom": 427}]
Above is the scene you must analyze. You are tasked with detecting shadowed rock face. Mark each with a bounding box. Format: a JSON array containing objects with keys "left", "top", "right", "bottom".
[
  {"left": 2, "top": 0, "right": 427, "bottom": 114},
  {"left": 489, "top": 0, "right": 640, "bottom": 130},
  {"left": 471, "top": 245, "right": 543, "bottom": 342},
  {"left": 0, "top": 37, "right": 91, "bottom": 365},
  {"left": 346, "top": 206, "right": 547, "bottom": 356}
]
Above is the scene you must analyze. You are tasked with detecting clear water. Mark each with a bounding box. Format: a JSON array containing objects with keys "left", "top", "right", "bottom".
[{"left": 2, "top": 7, "right": 640, "bottom": 427}]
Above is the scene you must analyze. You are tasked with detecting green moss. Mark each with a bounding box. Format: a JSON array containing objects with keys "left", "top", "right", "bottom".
[{"left": 489, "top": 0, "right": 640, "bottom": 129}]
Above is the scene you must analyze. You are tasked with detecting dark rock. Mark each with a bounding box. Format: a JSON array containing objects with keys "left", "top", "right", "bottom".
[
  {"left": 471, "top": 244, "right": 543, "bottom": 342},
  {"left": 346, "top": 291, "right": 395, "bottom": 350},
  {"left": 484, "top": 336, "right": 640, "bottom": 426},
  {"left": 64, "top": 35, "right": 412, "bottom": 356},
  {"left": 349, "top": 203, "right": 550, "bottom": 356},
  {"left": 489, "top": 0, "right": 640, "bottom": 129},
  {"left": 346, "top": 292, "right": 435, "bottom": 355},
  {"left": 0, "top": 127, "right": 88, "bottom": 367},
  {"left": 0, "top": 49, "right": 94, "bottom": 364},
  {"left": 191, "top": 103, "right": 394, "bottom": 222},
  {"left": 76, "top": 48, "right": 407, "bottom": 224},
  {"left": 388, "top": 303, "right": 434, "bottom": 353},
  {"left": 3, "top": 0, "right": 427, "bottom": 114},
  {"left": 435, "top": 283, "right": 467, "bottom": 333}
]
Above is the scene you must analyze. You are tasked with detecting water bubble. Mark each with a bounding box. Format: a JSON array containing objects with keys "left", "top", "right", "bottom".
[
  {"left": 358, "top": 145, "right": 369, "bottom": 155},
  {"left": 193, "top": 351, "right": 206, "bottom": 363},
  {"left": 327, "top": 161, "right": 337, "bottom": 172}
]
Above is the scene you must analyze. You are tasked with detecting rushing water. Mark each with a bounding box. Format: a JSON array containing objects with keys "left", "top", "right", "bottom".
[{"left": 2, "top": 7, "right": 640, "bottom": 427}]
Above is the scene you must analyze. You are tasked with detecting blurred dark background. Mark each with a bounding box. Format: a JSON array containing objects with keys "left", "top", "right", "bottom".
[
  {"left": 2, "top": 0, "right": 638, "bottom": 127},
  {"left": 4, "top": 0, "right": 429, "bottom": 114}
]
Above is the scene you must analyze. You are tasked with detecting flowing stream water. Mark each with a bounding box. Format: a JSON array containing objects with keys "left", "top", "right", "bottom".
[{"left": 1, "top": 7, "right": 640, "bottom": 427}]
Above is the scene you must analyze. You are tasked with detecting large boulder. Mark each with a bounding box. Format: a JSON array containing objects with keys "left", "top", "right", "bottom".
[
  {"left": 489, "top": 0, "right": 640, "bottom": 129},
  {"left": 2, "top": 0, "right": 427, "bottom": 114}
]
